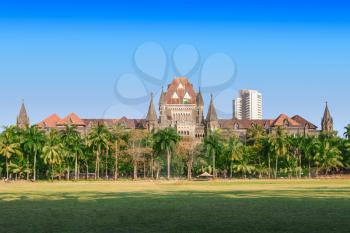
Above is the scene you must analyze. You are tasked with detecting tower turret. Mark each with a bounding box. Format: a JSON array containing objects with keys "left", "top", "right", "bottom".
[
  {"left": 206, "top": 94, "right": 219, "bottom": 132},
  {"left": 146, "top": 93, "right": 158, "bottom": 132},
  {"left": 17, "top": 100, "right": 29, "bottom": 129},
  {"left": 321, "top": 102, "right": 334, "bottom": 132}
]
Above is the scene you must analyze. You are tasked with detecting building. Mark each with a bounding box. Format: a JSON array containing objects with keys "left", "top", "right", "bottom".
[
  {"left": 233, "top": 90, "right": 262, "bottom": 120},
  {"left": 18, "top": 77, "right": 331, "bottom": 138}
]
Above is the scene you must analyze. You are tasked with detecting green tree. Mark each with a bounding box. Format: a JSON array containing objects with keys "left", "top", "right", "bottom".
[
  {"left": 60, "top": 125, "right": 83, "bottom": 180},
  {"left": 111, "top": 125, "right": 129, "bottom": 180},
  {"left": 42, "top": 130, "right": 65, "bottom": 180},
  {"left": 153, "top": 127, "right": 180, "bottom": 179},
  {"left": 315, "top": 139, "right": 343, "bottom": 175},
  {"left": 23, "top": 126, "right": 45, "bottom": 181},
  {"left": 87, "top": 123, "right": 110, "bottom": 179},
  {"left": 204, "top": 130, "right": 223, "bottom": 178},
  {"left": 270, "top": 127, "right": 287, "bottom": 179},
  {"left": 344, "top": 125, "right": 350, "bottom": 140},
  {"left": 0, "top": 128, "right": 23, "bottom": 179},
  {"left": 225, "top": 136, "right": 243, "bottom": 178}
]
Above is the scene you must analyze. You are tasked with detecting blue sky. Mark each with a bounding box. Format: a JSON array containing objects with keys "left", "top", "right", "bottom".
[{"left": 0, "top": 0, "right": 349, "bottom": 135}]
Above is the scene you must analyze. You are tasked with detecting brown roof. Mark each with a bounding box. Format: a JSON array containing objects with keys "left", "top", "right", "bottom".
[
  {"left": 292, "top": 115, "right": 318, "bottom": 129},
  {"left": 82, "top": 117, "right": 147, "bottom": 129},
  {"left": 164, "top": 77, "right": 197, "bottom": 104},
  {"left": 271, "top": 114, "right": 301, "bottom": 127},
  {"left": 37, "top": 114, "right": 61, "bottom": 128},
  {"left": 219, "top": 119, "right": 272, "bottom": 129},
  {"left": 57, "top": 113, "right": 86, "bottom": 126}
]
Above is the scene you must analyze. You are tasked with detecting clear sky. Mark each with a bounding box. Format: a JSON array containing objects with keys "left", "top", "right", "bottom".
[{"left": 0, "top": 0, "right": 349, "bottom": 135}]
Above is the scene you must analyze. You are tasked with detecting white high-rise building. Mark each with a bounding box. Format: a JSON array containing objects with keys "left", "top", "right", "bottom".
[{"left": 233, "top": 90, "right": 262, "bottom": 120}]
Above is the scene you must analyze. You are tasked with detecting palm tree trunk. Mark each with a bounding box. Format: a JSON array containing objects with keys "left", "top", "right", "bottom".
[
  {"left": 114, "top": 154, "right": 118, "bottom": 180},
  {"left": 268, "top": 154, "right": 271, "bottom": 179},
  {"left": 275, "top": 155, "right": 278, "bottom": 179},
  {"left": 75, "top": 153, "right": 78, "bottom": 181},
  {"left": 133, "top": 161, "right": 138, "bottom": 180},
  {"left": 114, "top": 143, "right": 118, "bottom": 180},
  {"left": 166, "top": 147, "right": 171, "bottom": 179},
  {"left": 105, "top": 148, "right": 108, "bottom": 179},
  {"left": 33, "top": 151, "right": 37, "bottom": 181},
  {"left": 143, "top": 160, "right": 146, "bottom": 178},
  {"left": 151, "top": 156, "right": 154, "bottom": 179},
  {"left": 51, "top": 164, "right": 54, "bottom": 181},
  {"left": 26, "top": 154, "right": 30, "bottom": 180},
  {"left": 67, "top": 166, "right": 70, "bottom": 180},
  {"left": 308, "top": 161, "right": 311, "bottom": 178},
  {"left": 230, "top": 160, "right": 233, "bottom": 178},
  {"left": 6, "top": 157, "right": 9, "bottom": 180},
  {"left": 212, "top": 151, "right": 216, "bottom": 178},
  {"left": 86, "top": 164, "right": 89, "bottom": 180}
]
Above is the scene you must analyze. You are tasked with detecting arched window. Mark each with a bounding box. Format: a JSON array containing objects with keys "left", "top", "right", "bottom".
[
  {"left": 283, "top": 119, "right": 289, "bottom": 127},
  {"left": 234, "top": 123, "right": 239, "bottom": 130}
]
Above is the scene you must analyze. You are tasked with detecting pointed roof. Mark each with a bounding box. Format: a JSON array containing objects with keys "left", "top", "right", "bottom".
[
  {"left": 159, "top": 87, "right": 166, "bottom": 105},
  {"left": 292, "top": 115, "right": 317, "bottom": 129},
  {"left": 57, "top": 113, "right": 86, "bottom": 126},
  {"left": 206, "top": 94, "right": 218, "bottom": 122},
  {"left": 17, "top": 100, "right": 29, "bottom": 128},
  {"left": 196, "top": 88, "right": 204, "bottom": 106},
  {"left": 321, "top": 102, "right": 333, "bottom": 131},
  {"left": 37, "top": 114, "right": 61, "bottom": 128},
  {"left": 271, "top": 114, "right": 301, "bottom": 127},
  {"left": 164, "top": 77, "right": 197, "bottom": 104},
  {"left": 146, "top": 93, "right": 158, "bottom": 122}
]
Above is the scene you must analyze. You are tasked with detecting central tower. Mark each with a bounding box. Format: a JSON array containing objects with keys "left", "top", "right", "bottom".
[{"left": 158, "top": 77, "right": 204, "bottom": 138}]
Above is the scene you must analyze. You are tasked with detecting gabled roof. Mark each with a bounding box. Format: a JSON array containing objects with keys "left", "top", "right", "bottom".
[
  {"left": 292, "top": 115, "right": 318, "bottom": 129},
  {"left": 164, "top": 77, "right": 197, "bottom": 104},
  {"left": 57, "top": 113, "right": 86, "bottom": 126},
  {"left": 206, "top": 94, "right": 218, "bottom": 122},
  {"left": 17, "top": 101, "right": 30, "bottom": 127},
  {"left": 219, "top": 119, "right": 272, "bottom": 129},
  {"left": 196, "top": 89, "right": 204, "bottom": 106},
  {"left": 271, "top": 114, "right": 301, "bottom": 127},
  {"left": 37, "top": 114, "right": 61, "bottom": 128},
  {"left": 146, "top": 93, "right": 158, "bottom": 121}
]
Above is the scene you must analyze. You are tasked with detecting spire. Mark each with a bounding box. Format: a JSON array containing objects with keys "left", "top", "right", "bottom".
[
  {"left": 159, "top": 86, "right": 166, "bottom": 105},
  {"left": 206, "top": 94, "right": 218, "bottom": 122},
  {"left": 146, "top": 93, "right": 158, "bottom": 122},
  {"left": 196, "top": 87, "right": 204, "bottom": 106},
  {"left": 321, "top": 101, "right": 334, "bottom": 132},
  {"left": 17, "top": 99, "right": 29, "bottom": 129}
]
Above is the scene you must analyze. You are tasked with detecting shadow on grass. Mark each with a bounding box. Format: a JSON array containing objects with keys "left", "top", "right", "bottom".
[{"left": 1, "top": 189, "right": 350, "bottom": 233}]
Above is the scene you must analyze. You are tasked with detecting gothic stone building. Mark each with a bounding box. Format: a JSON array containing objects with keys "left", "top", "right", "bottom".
[{"left": 17, "top": 77, "right": 333, "bottom": 138}]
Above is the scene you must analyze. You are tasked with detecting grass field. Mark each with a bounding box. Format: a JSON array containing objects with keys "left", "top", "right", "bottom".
[{"left": 1, "top": 179, "right": 350, "bottom": 233}]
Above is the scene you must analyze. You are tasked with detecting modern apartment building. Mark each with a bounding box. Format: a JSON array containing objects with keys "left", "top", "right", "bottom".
[{"left": 233, "top": 90, "right": 262, "bottom": 120}]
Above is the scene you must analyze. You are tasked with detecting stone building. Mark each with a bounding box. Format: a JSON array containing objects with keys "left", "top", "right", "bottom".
[{"left": 19, "top": 77, "right": 331, "bottom": 138}]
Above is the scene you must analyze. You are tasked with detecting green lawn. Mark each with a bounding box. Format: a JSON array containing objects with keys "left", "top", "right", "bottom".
[{"left": 1, "top": 180, "right": 350, "bottom": 233}]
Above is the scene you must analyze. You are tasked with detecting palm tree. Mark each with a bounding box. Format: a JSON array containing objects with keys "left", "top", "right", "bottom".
[
  {"left": 315, "top": 139, "right": 343, "bottom": 175},
  {"left": 233, "top": 149, "right": 255, "bottom": 179},
  {"left": 111, "top": 125, "right": 128, "bottom": 180},
  {"left": 23, "top": 126, "right": 45, "bottom": 181},
  {"left": 204, "top": 130, "right": 223, "bottom": 178},
  {"left": 42, "top": 130, "right": 65, "bottom": 180},
  {"left": 344, "top": 125, "right": 350, "bottom": 140},
  {"left": 87, "top": 123, "right": 110, "bottom": 179},
  {"left": 226, "top": 136, "right": 243, "bottom": 178},
  {"left": 60, "top": 125, "right": 83, "bottom": 180},
  {"left": 0, "top": 128, "right": 23, "bottom": 179},
  {"left": 271, "top": 127, "right": 287, "bottom": 179},
  {"left": 301, "top": 136, "right": 318, "bottom": 178},
  {"left": 153, "top": 127, "right": 180, "bottom": 179}
]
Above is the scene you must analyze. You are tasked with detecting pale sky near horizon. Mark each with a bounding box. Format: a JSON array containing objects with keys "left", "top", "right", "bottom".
[{"left": 0, "top": 0, "right": 350, "bottom": 135}]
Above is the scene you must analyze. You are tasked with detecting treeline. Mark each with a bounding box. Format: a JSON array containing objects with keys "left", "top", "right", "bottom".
[{"left": 0, "top": 124, "right": 350, "bottom": 181}]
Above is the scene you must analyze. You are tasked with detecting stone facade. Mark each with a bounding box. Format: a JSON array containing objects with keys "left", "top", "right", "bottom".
[{"left": 21, "top": 77, "right": 331, "bottom": 138}]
